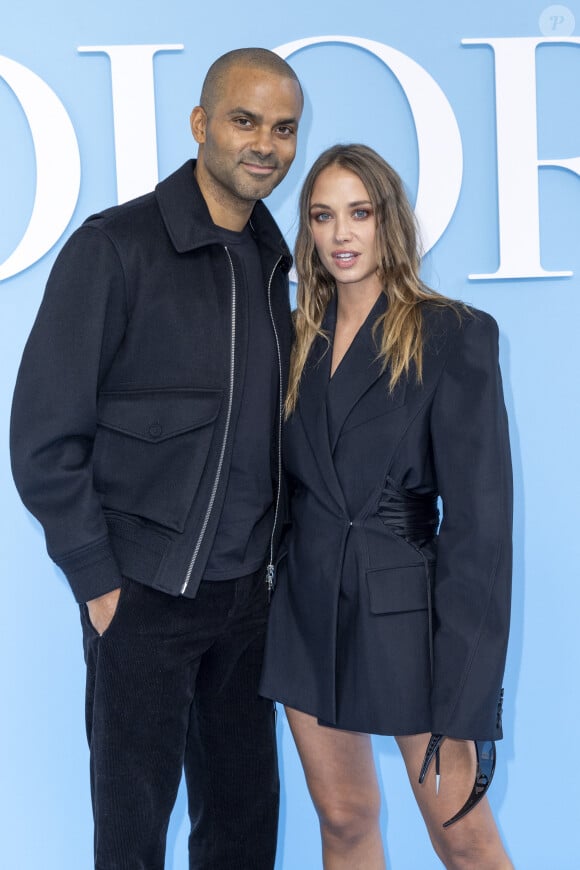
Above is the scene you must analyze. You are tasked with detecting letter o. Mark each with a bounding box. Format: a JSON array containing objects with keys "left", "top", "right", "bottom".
[{"left": 274, "top": 35, "right": 463, "bottom": 252}]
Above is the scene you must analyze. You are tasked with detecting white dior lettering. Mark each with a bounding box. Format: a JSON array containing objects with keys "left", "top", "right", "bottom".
[
  {"left": 1, "top": 37, "right": 579, "bottom": 281},
  {"left": 275, "top": 36, "right": 463, "bottom": 255},
  {"left": 463, "top": 36, "right": 580, "bottom": 280},
  {"left": 77, "top": 44, "right": 184, "bottom": 204},
  {"left": 0, "top": 55, "right": 80, "bottom": 281}
]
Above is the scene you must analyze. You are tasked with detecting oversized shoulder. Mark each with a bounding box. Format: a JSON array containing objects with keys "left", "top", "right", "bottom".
[{"left": 421, "top": 300, "right": 500, "bottom": 363}]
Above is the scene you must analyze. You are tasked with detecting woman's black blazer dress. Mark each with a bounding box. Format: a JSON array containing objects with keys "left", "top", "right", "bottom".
[{"left": 260, "top": 295, "right": 512, "bottom": 741}]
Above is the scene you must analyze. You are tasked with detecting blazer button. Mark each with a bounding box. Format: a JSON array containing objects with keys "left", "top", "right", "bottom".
[
  {"left": 496, "top": 688, "right": 504, "bottom": 729},
  {"left": 148, "top": 422, "right": 163, "bottom": 438}
]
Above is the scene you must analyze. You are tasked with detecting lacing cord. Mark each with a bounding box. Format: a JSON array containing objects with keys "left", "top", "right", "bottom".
[{"left": 377, "top": 476, "right": 439, "bottom": 680}]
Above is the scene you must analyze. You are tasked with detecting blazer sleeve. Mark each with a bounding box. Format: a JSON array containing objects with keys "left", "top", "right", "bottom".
[
  {"left": 10, "top": 225, "right": 128, "bottom": 603},
  {"left": 429, "top": 311, "right": 512, "bottom": 741}
]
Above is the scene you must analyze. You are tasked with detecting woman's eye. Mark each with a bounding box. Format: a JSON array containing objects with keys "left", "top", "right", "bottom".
[
  {"left": 354, "top": 208, "right": 370, "bottom": 219},
  {"left": 312, "top": 212, "right": 331, "bottom": 222}
]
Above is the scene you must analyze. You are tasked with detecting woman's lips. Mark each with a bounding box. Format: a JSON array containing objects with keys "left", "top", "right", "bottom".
[{"left": 332, "top": 251, "right": 359, "bottom": 267}]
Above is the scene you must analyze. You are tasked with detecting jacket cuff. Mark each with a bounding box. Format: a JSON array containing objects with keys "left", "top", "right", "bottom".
[
  {"left": 50, "top": 538, "right": 123, "bottom": 603},
  {"left": 431, "top": 693, "right": 505, "bottom": 742}
]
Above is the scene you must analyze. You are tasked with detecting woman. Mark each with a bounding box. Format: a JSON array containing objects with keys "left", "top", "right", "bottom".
[{"left": 260, "top": 144, "right": 513, "bottom": 868}]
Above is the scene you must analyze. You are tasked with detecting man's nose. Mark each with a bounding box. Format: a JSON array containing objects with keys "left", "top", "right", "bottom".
[{"left": 252, "top": 127, "right": 274, "bottom": 156}]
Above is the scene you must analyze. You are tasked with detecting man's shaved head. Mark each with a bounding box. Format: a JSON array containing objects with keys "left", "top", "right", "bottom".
[
  {"left": 190, "top": 46, "right": 303, "bottom": 229},
  {"left": 199, "top": 47, "right": 303, "bottom": 115}
]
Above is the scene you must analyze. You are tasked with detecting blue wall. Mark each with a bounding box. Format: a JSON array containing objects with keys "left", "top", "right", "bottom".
[{"left": 2, "top": 1, "right": 580, "bottom": 867}]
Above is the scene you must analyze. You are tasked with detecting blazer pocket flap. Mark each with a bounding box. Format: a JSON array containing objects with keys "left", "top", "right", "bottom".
[
  {"left": 97, "top": 388, "right": 222, "bottom": 442},
  {"left": 366, "top": 564, "right": 428, "bottom": 614}
]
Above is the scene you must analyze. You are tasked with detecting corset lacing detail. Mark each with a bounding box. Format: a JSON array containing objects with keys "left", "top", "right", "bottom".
[{"left": 377, "top": 476, "right": 439, "bottom": 680}]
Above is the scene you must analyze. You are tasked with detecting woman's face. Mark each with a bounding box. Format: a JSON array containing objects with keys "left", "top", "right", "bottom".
[{"left": 308, "top": 164, "right": 381, "bottom": 297}]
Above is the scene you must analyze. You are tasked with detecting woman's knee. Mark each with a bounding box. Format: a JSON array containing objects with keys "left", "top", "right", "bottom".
[
  {"left": 429, "top": 826, "right": 512, "bottom": 870},
  {"left": 317, "top": 790, "right": 381, "bottom": 848}
]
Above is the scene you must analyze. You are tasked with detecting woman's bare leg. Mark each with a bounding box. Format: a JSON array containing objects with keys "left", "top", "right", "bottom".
[
  {"left": 396, "top": 733, "right": 513, "bottom": 870},
  {"left": 286, "top": 706, "right": 386, "bottom": 870}
]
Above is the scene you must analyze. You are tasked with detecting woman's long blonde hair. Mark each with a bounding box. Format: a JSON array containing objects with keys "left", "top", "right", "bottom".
[{"left": 286, "top": 144, "right": 459, "bottom": 416}]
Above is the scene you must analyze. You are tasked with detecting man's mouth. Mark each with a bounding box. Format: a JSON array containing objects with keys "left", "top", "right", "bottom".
[{"left": 241, "top": 161, "right": 278, "bottom": 176}]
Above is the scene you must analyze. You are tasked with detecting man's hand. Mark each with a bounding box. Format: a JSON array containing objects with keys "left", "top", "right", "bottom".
[{"left": 86, "top": 587, "right": 121, "bottom": 636}]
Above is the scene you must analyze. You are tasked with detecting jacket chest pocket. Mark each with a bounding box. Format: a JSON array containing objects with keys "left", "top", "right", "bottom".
[{"left": 93, "top": 388, "right": 222, "bottom": 532}]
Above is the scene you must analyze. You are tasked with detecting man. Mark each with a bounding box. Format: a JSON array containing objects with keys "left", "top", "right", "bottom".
[{"left": 10, "top": 47, "right": 303, "bottom": 869}]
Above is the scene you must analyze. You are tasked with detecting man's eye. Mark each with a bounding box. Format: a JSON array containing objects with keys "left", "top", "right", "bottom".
[
  {"left": 234, "top": 118, "right": 253, "bottom": 128},
  {"left": 276, "top": 126, "right": 295, "bottom": 137}
]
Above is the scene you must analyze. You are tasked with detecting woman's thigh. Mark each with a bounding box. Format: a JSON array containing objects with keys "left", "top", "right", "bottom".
[{"left": 285, "top": 706, "right": 381, "bottom": 814}]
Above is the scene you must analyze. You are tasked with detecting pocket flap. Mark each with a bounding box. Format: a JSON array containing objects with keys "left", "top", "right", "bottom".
[
  {"left": 97, "top": 388, "right": 222, "bottom": 442},
  {"left": 366, "top": 564, "right": 428, "bottom": 614}
]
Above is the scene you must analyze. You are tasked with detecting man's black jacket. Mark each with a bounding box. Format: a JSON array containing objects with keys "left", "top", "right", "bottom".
[{"left": 10, "top": 160, "right": 293, "bottom": 603}]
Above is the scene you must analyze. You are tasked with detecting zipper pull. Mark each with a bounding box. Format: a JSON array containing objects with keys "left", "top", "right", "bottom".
[{"left": 266, "top": 563, "right": 275, "bottom": 601}]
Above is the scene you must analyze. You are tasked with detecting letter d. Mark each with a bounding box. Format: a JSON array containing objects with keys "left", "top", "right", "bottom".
[{"left": 0, "top": 55, "right": 80, "bottom": 281}]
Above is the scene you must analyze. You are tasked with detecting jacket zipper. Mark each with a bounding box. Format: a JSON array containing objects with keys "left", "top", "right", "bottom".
[
  {"left": 266, "top": 255, "right": 284, "bottom": 597},
  {"left": 180, "top": 247, "right": 237, "bottom": 594}
]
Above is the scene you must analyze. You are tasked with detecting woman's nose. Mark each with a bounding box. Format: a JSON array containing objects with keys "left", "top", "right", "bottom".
[{"left": 334, "top": 219, "right": 352, "bottom": 243}]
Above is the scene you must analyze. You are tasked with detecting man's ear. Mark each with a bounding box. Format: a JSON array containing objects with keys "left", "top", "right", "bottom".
[{"left": 190, "top": 106, "right": 207, "bottom": 144}]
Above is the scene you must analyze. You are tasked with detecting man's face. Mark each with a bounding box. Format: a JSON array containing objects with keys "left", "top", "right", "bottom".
[{"left": 191, "top": 64, "right": 302, "bottom": 226}]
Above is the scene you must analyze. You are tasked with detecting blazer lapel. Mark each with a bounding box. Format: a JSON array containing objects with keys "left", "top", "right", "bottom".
[
  {"left": 326, "top": 293, "right": 388, "bottom": 452},
  {"left": 297, "top": 300, "right": 348, "bottom": 513}
]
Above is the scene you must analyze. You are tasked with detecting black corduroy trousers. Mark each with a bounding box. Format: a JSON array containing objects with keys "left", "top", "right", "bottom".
[{"left": 80, "top": 568, "right": 279, "bottom": 870}]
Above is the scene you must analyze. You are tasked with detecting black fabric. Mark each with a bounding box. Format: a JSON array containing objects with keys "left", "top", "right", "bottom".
[
  {"left": 10, "top": 160, "right": 293, "bottom": 602},
  {"left": 376, "top": 476, "right": 439, "bottom": 549},
  {"left": 81, "top": 571, "right": 278, "bottom": 869},
  {"left": 204, "top": 226, "right": 277, "bottom": 580},
  {"left": 261, "top": 302, "right": 512, "bottom": 741},
  {"left": 10, "top": 160, "right": 288, "bottom": 870}
]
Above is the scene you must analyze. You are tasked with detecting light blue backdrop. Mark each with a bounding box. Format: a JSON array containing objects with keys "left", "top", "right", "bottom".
[{"left": 2, "top": 1, "right": 579, "bottom": 867}]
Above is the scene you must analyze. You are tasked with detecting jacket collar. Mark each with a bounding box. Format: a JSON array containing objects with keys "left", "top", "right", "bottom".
[
  {"left": 324, "top": 292, "right": 389, "bottom": 449},
  {"left": 155, "top": 159, "right": 292, "bottom": 270},
  {"left": 296, "top": 292, "right": 390, "bottom": 512},
  {"left": 302, "top": 291, "right": 388, "bottom": 416}
]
